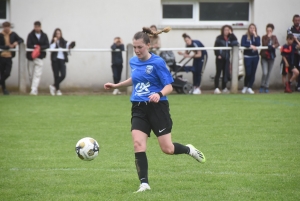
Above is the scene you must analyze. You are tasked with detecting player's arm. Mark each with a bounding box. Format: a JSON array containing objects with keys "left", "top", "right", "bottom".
[
  {"left": 104, "top": 78, "right": 132, "bottom": 90},
  {"left": 193, "top": 50, "right": 202, "bottom": 58},
  {"left": 282, "top": 56, "right": 289, "bottom": 67}
]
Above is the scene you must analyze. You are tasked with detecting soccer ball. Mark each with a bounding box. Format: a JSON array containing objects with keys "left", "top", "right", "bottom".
[{"left": 75, "top": 137, "right": 100, "bottom": 161}]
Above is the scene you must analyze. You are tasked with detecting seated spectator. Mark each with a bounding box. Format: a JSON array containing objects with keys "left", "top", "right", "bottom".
[
  {"left": 49, "top": 28, "right": 75, "bottom": 96},
  {"left": 259, "top": 23, "right": 279, "bottom": 93},
  {"left": 149, "top": 25, "right": 161, "bottom": 55},
  {"left": 241, "top": 23, "right": 260, "bottom": 94},
  {"left": 110, "top": 37, "right": 124, "bottom": 95},
  {"left": 0, "top": 21, "right": 23, "bottom": 95},
  {"left": 280, "top": 34, "right": 300, "bottom": 93},
  {"left": 214, "top": 25, "right": 238, "bottom": 94}
]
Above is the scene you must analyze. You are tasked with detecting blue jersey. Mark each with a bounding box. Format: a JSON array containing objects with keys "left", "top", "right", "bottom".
[{"left": 130, "top": 53, "right": 174, "bottom": 102}]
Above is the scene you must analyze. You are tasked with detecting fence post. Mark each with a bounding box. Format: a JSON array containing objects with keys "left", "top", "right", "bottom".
[
  {"left": 18, "top": 43, "right": 27, "bottom": 94},
  {"left": 230, "top": 46, "right": 239, "bottom": 94},
  {"left": 126, "top": 43, "right": 133, "bottom": 95}
]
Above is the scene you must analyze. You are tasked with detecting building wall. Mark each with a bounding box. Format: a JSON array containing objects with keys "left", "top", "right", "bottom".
[{"left": 6, "top": 0, "right": 299, "bottom": 91}]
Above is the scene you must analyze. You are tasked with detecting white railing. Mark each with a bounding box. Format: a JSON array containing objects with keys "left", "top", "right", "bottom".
[{"left": 2, "top": 44, "right": 281, "bottom": 94}]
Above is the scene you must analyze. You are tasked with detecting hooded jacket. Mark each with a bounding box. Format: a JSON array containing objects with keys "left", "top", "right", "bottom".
[{"left": 26, "top": 30, "right": 49, "bottom": 60}]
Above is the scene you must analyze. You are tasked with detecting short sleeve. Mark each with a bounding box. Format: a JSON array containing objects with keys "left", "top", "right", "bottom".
[{"left": 156, "top": 59, "right": 174, "bottom": 86}]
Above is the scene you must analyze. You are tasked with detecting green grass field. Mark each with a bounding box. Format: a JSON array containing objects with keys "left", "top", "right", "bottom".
[{"left": 0, "top": 94, "right": 299, "bottom": 201}]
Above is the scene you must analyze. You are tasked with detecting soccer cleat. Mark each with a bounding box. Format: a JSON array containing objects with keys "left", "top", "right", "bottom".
[
  {"left": 247, "top": 88, "right": 255, "bottom": 94},
  {"left": 222, "top": 88, "right": 229, "bottom": 94},
  {"left": 214, "top": 88, "right": 221, "bottom": 94},
  {"left": 241, "top": 87, "right": 247, "bottom": 94},
  {"left": 49, "top": 85, "right": 56, "bottom": 96},
  {"left": 265, "top": 88, "right": 269, "bottom": 93},
  {"left": 284, "top": 82, "right": 292, "bottom": 93},
  {"left": 56, "top": 90, "right": 62, "bottom": 96},
  {"left": 134, "top": 183, "right": 151, "bottom": 193},
  {"left": 186, "top": 144, "right": 206, "bottom": 163}
]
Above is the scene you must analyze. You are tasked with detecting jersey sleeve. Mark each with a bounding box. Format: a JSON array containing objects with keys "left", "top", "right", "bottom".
[{"left": 156, "top": 59, "right": 174, "bottom": 86}]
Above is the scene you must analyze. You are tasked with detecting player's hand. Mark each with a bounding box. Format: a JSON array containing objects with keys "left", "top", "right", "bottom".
[
  {"left": 178, "top": 51, "right": 184, "bottom": 55},
  {"left": 218, "top": 55, "right": 222, "bottom": 59},
  {"left": 104, "top": 82, "right": 116, "bottom": 90},
  {"left": 250, "top": 45, "right": 257, "bottom": 51},
  {"left": 148, "top": 93, "right": 160, "bottom": 103}
]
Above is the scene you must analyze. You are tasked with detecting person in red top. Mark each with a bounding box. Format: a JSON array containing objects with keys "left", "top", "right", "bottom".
[
  {"left": 280, "top": 34, "right": 300, "bottom": 93},
  {"left": 287, "top": 14, "right": 300, "bottom": 91}
]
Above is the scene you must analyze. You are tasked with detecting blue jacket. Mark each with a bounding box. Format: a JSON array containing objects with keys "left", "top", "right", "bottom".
[{"left": 241, "top": 34, "right": 260, "bottom": 57}]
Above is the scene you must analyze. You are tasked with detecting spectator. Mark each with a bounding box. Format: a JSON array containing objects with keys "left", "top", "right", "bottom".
[
  {"left": 149, "top": 25, "right": 161, "bottom": 55},
  {"left": 178, "top": 33, "right": 208, "bottom": 95},
  {"left": 0, "top": 21, "right": 23, "bottom": 95},
  {"left": 49, "top": 28, "right": 75, "bottom": 96},
  {"left": 110, "top": 37, "right": 124, "bottom": 95},
  {"left": 214, "top": 25, "right": 238, "bottom": 94},
  {"left": 287, "top": 14, "right": 300, "bottom": 92},
  {"left": 259, "top": 23, "right": 279, "bottom": 93},
  {"left": 241, "top": 23, "right": 261, "bottom": 94},
  {"left": 26, "top": 21, "right": 49, "bottom": 95},
  {"left": 280, "top": 34, "right": 300, "bottom": 93}
]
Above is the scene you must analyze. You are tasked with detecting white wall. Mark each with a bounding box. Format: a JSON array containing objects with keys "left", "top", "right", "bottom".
[{"left": 6, "top": 0, "right": 300, "bottom": 91}]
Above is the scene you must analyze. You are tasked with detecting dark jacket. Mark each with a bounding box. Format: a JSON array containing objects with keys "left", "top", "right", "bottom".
[
  {"left": 260, "top": 35, "right": 279, "bottom": 59},
  {"left": 241, "top": 34, "right": 261, "bottom": 57},
  {"left": 51, "top": 39, "right": 69, "bottom": 63},
  {"left": 111, "top": 43, "right": 124, "bottom": 65},
  {"left": 26, "top": 30, "right": 49, "bottom": 60},
  {"left": 0, "top": 31, "right": 24, "bottom": 58},
  {"left": 214, "top": 33, "right": 238, "bottom": 60}
]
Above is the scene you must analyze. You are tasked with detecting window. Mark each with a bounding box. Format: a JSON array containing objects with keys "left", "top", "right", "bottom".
[
  {"left": 199, "top": 3, "right": 249, "bottom": 21},
  {"left": 0, "top": 0, "right": 9, "bottom": 24},
  {"left": 163, "top": 4, "right": 193, "bottom": 19},
  {"left": 161, "top": 0, "right": 251, "bottom": 27}
]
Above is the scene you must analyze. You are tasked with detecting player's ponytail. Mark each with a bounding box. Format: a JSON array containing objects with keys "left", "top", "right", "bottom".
[{"left": 133, "top": 26, "right": 171, "bottom": 44}]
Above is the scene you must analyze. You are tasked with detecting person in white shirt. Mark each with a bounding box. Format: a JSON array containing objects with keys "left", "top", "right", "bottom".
[{"left": 49, "top": 28, "right": 75, "bottom": 96}]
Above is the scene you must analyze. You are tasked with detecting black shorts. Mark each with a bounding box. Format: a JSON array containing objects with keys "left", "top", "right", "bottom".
[
  {"left": 131, "top": 101, "right": 173, "bottom": 137},
  {"left": 280, "top": 62, "right": 295, "bottom": 75}
]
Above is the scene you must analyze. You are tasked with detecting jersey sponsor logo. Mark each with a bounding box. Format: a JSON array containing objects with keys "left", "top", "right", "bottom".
[
  {"left": 145, "top": 65, "right": 153, "bottom": 74},
  {"left": 135, "top": 82, "right": 151, "bottom": 96}
]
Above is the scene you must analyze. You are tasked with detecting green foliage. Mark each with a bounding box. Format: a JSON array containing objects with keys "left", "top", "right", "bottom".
[{"left": 0, "top": 94, "right": 299, "bottom": 201}]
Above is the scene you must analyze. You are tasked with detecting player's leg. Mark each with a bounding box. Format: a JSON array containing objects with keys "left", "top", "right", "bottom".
[
  {"left": 131, "top": 103, "right": 151, "bottom": 193},
  {"left": 291, "top": 67, "right": 299, "bottom": 83}
]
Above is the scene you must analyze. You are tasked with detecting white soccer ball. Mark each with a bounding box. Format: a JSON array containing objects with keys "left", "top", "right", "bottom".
[{"left": 75, "top": 137, "right": 100, "bottom": 161}]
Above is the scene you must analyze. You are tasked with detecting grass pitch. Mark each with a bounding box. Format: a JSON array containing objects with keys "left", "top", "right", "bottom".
[{"left": 0, "top": 94, "right": 299, "bottom": 201}]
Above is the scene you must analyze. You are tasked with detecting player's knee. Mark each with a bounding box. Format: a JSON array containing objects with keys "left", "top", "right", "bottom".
[
  {"left": 161, "top": 146, "right": 174, "bottom": 155},
  {"left": 133, "top": 140, "right": 145, "bottom": 151}
]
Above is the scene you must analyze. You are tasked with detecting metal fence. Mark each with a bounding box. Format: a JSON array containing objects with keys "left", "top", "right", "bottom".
[{"left": 1, "top": 44, "right": 277, "bottom": 94}]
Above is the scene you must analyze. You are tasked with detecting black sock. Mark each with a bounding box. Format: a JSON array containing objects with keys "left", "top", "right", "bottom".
[
  {"left": 135, "top": 152, "right": 148, "bottom": 184},
  {"left": 173, "top": 143, "right": 190, "bottom": 154}
]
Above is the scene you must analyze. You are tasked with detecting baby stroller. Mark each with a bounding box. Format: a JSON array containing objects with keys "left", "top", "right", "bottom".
[{"left": 160, "top": 51, "right": 193, "bottom": 94}]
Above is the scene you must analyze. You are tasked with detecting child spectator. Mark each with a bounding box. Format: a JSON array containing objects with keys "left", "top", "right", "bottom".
[
  {"left": 259, "top": 23, "right": 279, "bottom": 93},
  {"left": 241, "top": 23, "right": 261, "bottom": 94},
  {"left": 287, "top": 14, "right": 300, "bottom": 92},
  {"left": 111, "top": 37, "right": 124, "bottom": 95},
  {"left": 280, "top": 34, "right": 300, "bottom": 93},
  {"left": 0, "top": 21, "right": 23, "bottom": 95}
]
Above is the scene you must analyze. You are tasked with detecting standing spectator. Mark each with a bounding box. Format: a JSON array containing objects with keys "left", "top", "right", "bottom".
[
  {"left": 110, "top": 37, "right": 124, "bottom": 95},
  {"left": 178, "top": 33, "right": 208, "bottom": 95},
  {"left": 214, "top": 25, "right": 239, "bottom": 94},
  {"left": 259, "top": 23, "right": 280, "bottom": 93},
  {"left": 149, "top": 25, "right": 161, "bottom": 55},
  {"left": 49, "top": 28, "right": 75, "bottom": 96},
  {"left": 280, "top": 34, "right": 300, "bottom": 93},
  {"left": 241, "top": 23, "right": 261, "bottom": 94},
  {"left": 287, "top": 14, "right": 300, "bottom": 92},
  {"left": 0, "top": 21, "right": 23, "bottom": 95},
  {"left": 26, "top": 21, "right": 49, "bottom": 95}
]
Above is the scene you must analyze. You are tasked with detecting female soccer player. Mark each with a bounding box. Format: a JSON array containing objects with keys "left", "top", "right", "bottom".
[{"left": 104, "top": 28, "right": 206, "bottom": 193}]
